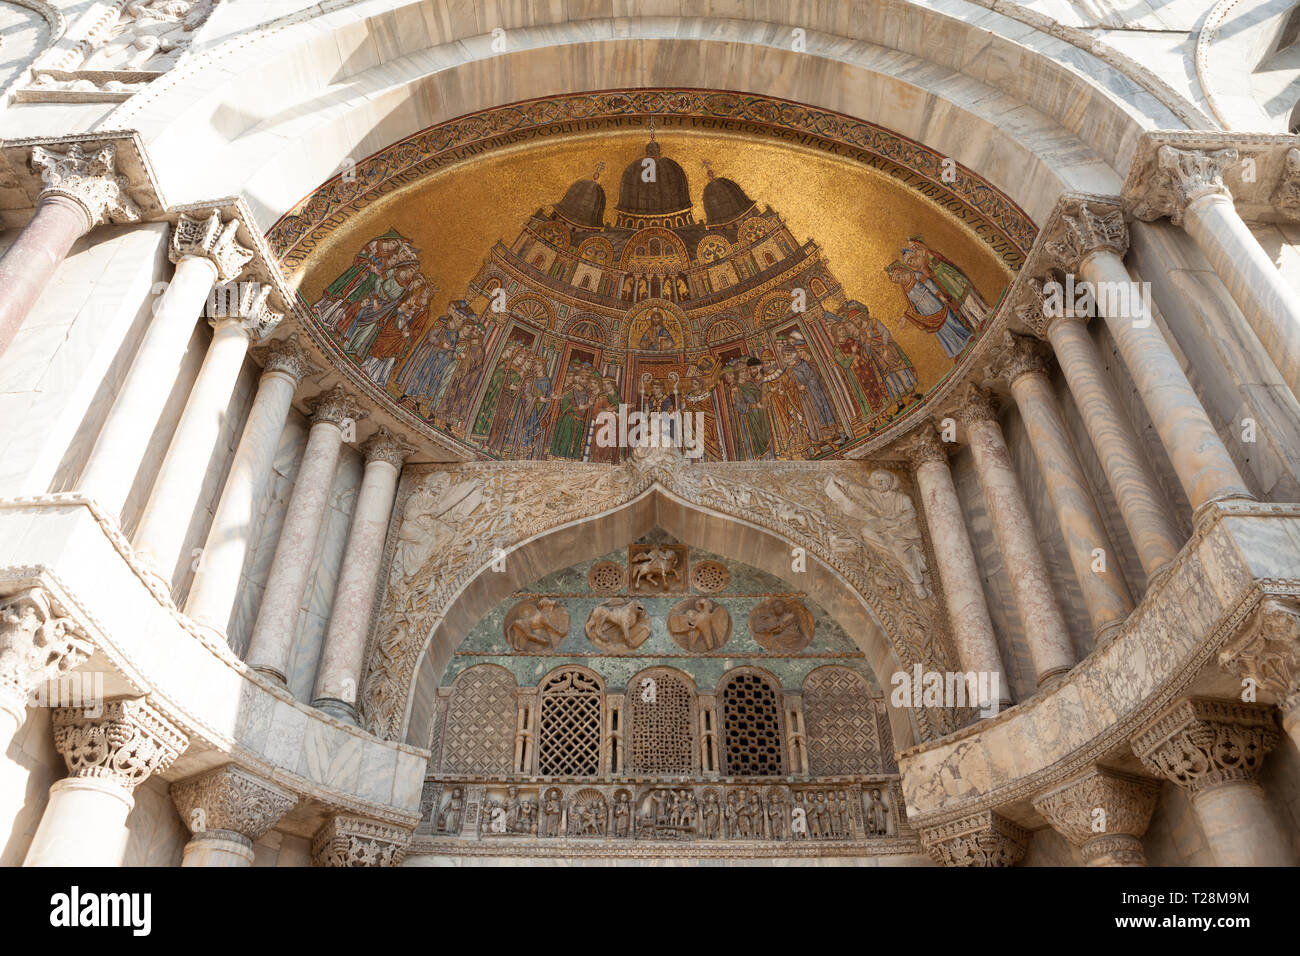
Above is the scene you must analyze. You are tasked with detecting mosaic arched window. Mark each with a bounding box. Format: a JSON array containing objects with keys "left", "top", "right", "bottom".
[
  {"left": 440, "top": 664, "right": 516, "bottom": 775},
  {"left": 719, "top": 668, "right": 785, "bottom": 777},
  {"left": 537, "top": 667, "right": 604, "bottom": 777},
  {"left": 802, "top": 666, "right": 882, "bottom": 775},
  {"left": 628, "top": 668, "right": 696, "bottom": 775}
]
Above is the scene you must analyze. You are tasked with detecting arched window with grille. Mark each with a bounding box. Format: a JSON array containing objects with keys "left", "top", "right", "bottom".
[
  {"left": 718, "top": 668, "right": 785, "bottom": 777},
  {"left": 536, "top": 667, "right": 604, "bottom": 776},
  {"left": 802, "top": 666, "right": 883, "bottom": 775},
  {"left": 440, "top": 664, "right": 517, "bottom": 776},
  {"left": 627, "top": 667, "right": 697, "bottom": 775}
]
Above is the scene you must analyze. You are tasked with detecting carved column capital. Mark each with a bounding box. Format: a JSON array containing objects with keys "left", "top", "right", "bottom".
[
  {"left": 896, "top": 421, "right": 949, "bottom": 470},
  {"left": 989, "top": 331, "right": 1052, "bottom": 386},
  {"left": 29, "top": 142, "right": 141, "bottom": 228},
  {"left": 311, "top": 814, "right": 412, "bottom": 867},
  {"left": 1218, "top": 598, "right": 1300, "bottom": 720},
  {"left": 1131, "top": 696, "right": 1279, "bottom": 796},
  {"left": 920, "top": 809, "right": 1028, "bottom": 867},
  {"left": 363, "top": 426, "right": 416, "bottom": 468},
  {"left": 1032, "top": 767, "right": 1159, "bottom": 865},
  {"left": 0, "top": 587, "right": 94, "bottom": 724},
  {"left": 1271, "top": 148, "right": 1300, "bottom": 221},
  {"left": 52, "top": 698, "right": 188, "bottom": 794},
  {"left": 310, "top": 385, "right": 369, "bottom": 429},
  {"left": 1045, "top": 202, "right": 1128, "bottom": 271},
  {"left": 1131, "top": 146, "right": 1238, "bottom": 226},
  {"left": 208, "top": 281, "right": 282, "bottom": 341},
  {"left": 955, "top": 384, "right": 999, "bottom": 428},
  {"left": 170, "top": 764, "right": 298, "bottom": 847},
  {"left": 170, "top": 211, "right": 255, "bottom": 283},
  {"left": 255, "top": 333, "right": 320, "bottom": 387}
]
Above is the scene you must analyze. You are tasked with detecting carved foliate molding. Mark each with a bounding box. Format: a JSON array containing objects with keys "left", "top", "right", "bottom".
[
  {"left": 1218, "top": 598, "right": 1300, "bottom": 718},
  {"left": 1131, "top": 146, "right": 1237, "bottom": 226},
  {"left": 170, "top": 211, "right": 254, "bottom": 283},
  {"left": 254, "top": 333, "right": 320, "bottom": 387},
  {"left": 209, "top": 281, "right": 282, "bottom": 341},
  {"left": 363, "top": 426, "right": 416, "bottom": 468},
  {"left": 1012, "top": 276, "right": 1049, "bottom": 338},
  {"left": 988, "top": 330, "right": 1052, "bottom": 386},
  {"left": 312, "top": 814, "right": 412, "bottom": 867},
  {"left": 1272, "top": 149, "right": 1300, "bottom": 222},
  {"left": 171, "top": 764, "right": 297, "bottom": 844},
  {"left": 29, "top": 142, "right": 141, "bottom": 227},
  {"left": 310, "top": 385, "right": 368, "bottom": 429},
  {"left": 920, "top": 809, "right": 1028, "bottom": 867},
  {"left": 0, "top": 586, "right": 94, "bottom": 722},
  {"left": 1131, "top": 697, "right": 1278, "bottom": 796},
  {"left": 954, "top": 384, "right": 999, "bottom": 428},
  {"left": 1031, "top": 767, "right": 1159, "bottom": 852},
  {"left": 52, "top": 697, "right": 187, "bottom": 793}
]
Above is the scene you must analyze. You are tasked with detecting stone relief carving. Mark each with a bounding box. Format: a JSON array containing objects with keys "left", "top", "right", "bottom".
[
  {"left": 586, "top": 559, "right": 627, "bottom": 594},
  {"left": 921, "top": 810, "right": 1029, "bottom": 867},
  {"left": 0, "top": 586, "right": 94, "bottom": 726},
  {"left": 436, "top": 786, "right": 464, "bottom": 835},
  {"left": 585, "top": 597, "right": 651, "bottom": 651},
  {"left": 748, "top": 597, "right": 815, "bottom": 652},
  {"left": 824, "top": 470, "right": 931, "bottom": 600},
  {"left": 666, "top": 597, "right": 731, "bottom": 652},
  {"left": 629, "top": 543, "right": 686, "bottom": 593},
  {"left": 504, "top": 597, "right": 570, "bottom": 651},
  {"left": 312, "top": 815, "right": 411, "bottom": 867},
  {"left": 689, "top": 559, "right": 730, "bottom": 593}
]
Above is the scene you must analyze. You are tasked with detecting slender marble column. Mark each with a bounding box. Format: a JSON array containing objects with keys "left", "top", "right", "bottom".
[
  {"left": 1033, "top": 767, "right": 1159, "bottom": 866},
  {"left": 0, "top": 588, "right": 93, "bottom": 754},
  {"left": 311, "top": 427, "right": 412, "bottom": 723},
  {"left": 23, "top": 699, "right": 187, "bottom": 866},
  {"left": 900, "top": 423, "right": 1010, "bottom": 707},
  {"left": 1134, "top": 144, "right": 1300, "bottom": 407},
  {"left": 1055, "top": 202, "right": 1252, "bottom": 514},
  {"left": 997, "top": 333, "right": 1134, "bottom": 639},
  {"left": 1133, "top": 697, "right": 1295, "bottom": 867},
  {"left": 78, "top": 212, "right": 254, "bottom": 518},
  {"left": 959, "top": 386, "right": 1075, "bottom": 685},
  {"left": 184, "top": 336, "right": 318, "bottom": 647},
  {"left": 170, "top": 764, "right": 297, "bottom": 867},
  {"left": 133, "top": 284, "right": 282, "bottom": 583},
  {"left": 245, "top": 386, "right": 366, "bottom": 683},
  {"left": 1044, "top": 313, "right": 1182, "bottom": 582},
  {"left": 1218, "top": 598, "right": 1300, "bottom": 752},
  {"left": 0, "top": 144, "right": 140, "bottom": 361}
]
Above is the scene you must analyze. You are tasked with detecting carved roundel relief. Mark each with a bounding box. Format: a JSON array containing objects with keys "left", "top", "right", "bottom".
[
  {"left": 587, "top": 560, "right": 628, "bottom": 594},
  {"left": 585, "top": 597, "right": 652, "bottom": 652},
  {"left": 748, "top": 598, "right": 815, "bottom": 652},
  {"left": 690, "top": 559, "right": 730, "bottom": 593},
  {"left": 504, "top": 598, "right": 570, "bottom": 651},
  {"left": 666, "top": 597, "right": 732, "bottom": 653}
]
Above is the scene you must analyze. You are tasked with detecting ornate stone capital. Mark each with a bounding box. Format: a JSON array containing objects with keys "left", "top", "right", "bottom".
[
  {"left": 312, "top": 814, "right": 412, "bottom": 867},
  {"left": 920, "top": 809, "right": 1028, "bottom": 867},
  {"left": 363, "top": 426, "right": 416, "bottom": 468},
  {"left": 1032, "top": 767, "right": 1158, "bottom": 864},
  {"left": 1131, "top": 146, "right": 1237, "bottom": 225},
  {"left": 0, "top": 587, "right": 94, "bottom": 724},
  {"left": 1218, "top": 598, "right": 1300, "bottom": 720},
  {"left": 1044, "top": 202, "right": 1128, "bottom": 271},
  {"left": 1131, "top": 696, "right": 1278, "bottom": 796},
  {"left": 1273, "top": 148, "right": 1300, "bottom": 221},
  {"left": 208, "top": 281, "right": 282, "bottom": 341},
  {"left": 29, "top": 142, "right": 141, "bottom": 227},
  {"left": 955, "top": 384, "right": 999, "bottom": 428},
  {"left": 52, "top": 698, "right": 188, "bottom": 794},
  {"left": 170, "top": 764, "right": 297, "bottom": 846},
  {"left": 255, "top": 334, "right": 320, "bottom": 386},
  {"left": 989, "top": 330, "right": 1052, "bottom": 386},
  {"left": 310, "top": 385, "right": 369, "bottom": 429},
  {"left": 170, "top": 211, "right": 255, "bottom": 283},
  {"left": 896, "top": 421, "right": 948, "bottom": 470}
]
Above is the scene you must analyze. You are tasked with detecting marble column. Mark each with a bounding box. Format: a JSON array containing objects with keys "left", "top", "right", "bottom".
[
  {"left": 997, "top": 333, "right": 1134, "bottom": 639},
  {"left": 133, "top": 283, "right": 282, "bottom": 584},
  {"left": 1218, "top": 598, "right": 1300, "bottom": 751},
  {"left": 921, "top": 809, "right": 1028, "bottom": 867},
  {"left": 0, "top": 588, "right": 93, "bottom": 754},
  {"left": 170, "top": 764, "right": 297, "bottom": 867},
  {"left": 245, "top": 386, "right": 366, "bottom": 684},
  {"left": 78, "top": 211, "right": 255, "bottom": 518},
  {"left": 311, "top": 427, "right": 412, "bottom": 723},
  {"left": 312, "top": 814, "right": 412, "bottom": 867},
  {"left": 900, "top": 422, "right": 1010, "bottom": 707},
  {"left": 1134, "top": 144, "right": 1300, "bottom": 407},
  {"left": 1053, "top": 202, "right": 1252, "bottom": 514},
  {"left": 959, "top": 386, "right": 1075, "bottom": 685},
  {"left": 1032, "top": 767, "right": 1159, "bottom": 866},
  {"left": 183, "top": 336, "right": 318, "bottom": 647},
  {"left": 0, "top": 143, "right": 141, "bottom": 361},
  {"left": 1043, "top": 312, "right": 1183, "bottom": 582},
  {"left": 23, "top": 698, "right": 188, "bottom": 866},
  {"left": 1132, "top": 696, "right": 1295, "bottom": 867}
]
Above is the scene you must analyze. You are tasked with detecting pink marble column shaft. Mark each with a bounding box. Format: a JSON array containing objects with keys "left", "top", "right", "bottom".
[{"left": 0, "top": 197, "right": 91, "bottom": 360}]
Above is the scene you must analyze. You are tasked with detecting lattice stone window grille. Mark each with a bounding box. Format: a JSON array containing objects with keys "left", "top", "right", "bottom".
[
  {"left": 441, "top": 665, "right": 517, "bottom": 775},
  {"left": 537, "top": 668, "right": 604, "bottom": 777},
  {"left": 720, "top": 670, "right": 786, "bottom": 777},
  {"left": 802, "top": 666, "right": 881, "bottom": 775},
  {"left": 628, "top": 669, "right": 696, "bottom": 774}
]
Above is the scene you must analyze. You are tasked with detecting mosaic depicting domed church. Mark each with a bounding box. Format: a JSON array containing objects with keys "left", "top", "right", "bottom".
[{"left": 308, "top": 128, "right": 998, "bottom": 461}]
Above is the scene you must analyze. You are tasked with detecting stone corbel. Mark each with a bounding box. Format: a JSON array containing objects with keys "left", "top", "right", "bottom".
[
  {"left": 29, "top": 141, "right": 142, "bottom": 227},
  {"left": 1032, "top": 767, "right": 1159, "bottom": 866},
  {"left": 171, "top": 209, "right": 255, "bottom": 284},
  {"left": 171, "top": 764, "right": 298, "bottom": 865},
  {"left": 919, "top": 808, "right": 1029, "bottom": 867},
  {"left": 1131, "top": 696, "right": 1279, "bottom": 796},
  {"left": 312, "top": 814, "right": 413, "bottom": 867},
  {"left": 1218, "top": 597, "right": 1300, "bottom": 742},
  {"left": 0, "top": 585, "right": 94, "bottom": 730},
  {"left": 53, "top": 696, "right": 188, "bottom": 794}
]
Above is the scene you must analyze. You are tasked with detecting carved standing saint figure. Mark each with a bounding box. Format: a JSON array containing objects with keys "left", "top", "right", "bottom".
[
  {"left": 702, "top": 790, "right": 721, "bottom": 839},
  {"left": 866, "top": 787, "right": 888, "bottom": 836},
  {"left": 540, "top": 788, "right": 563, "bottom": 838},
  {"left": 824, "top": 471, "right": 931, "bottom": 598},
  {"left": 748, "top": 598, "right": 815, "bottom": 652},
  {"left": 613, "top": 790, "right": 632, "bottom": 838},
  {"left": 504, "top": 597, "right": 570, "bottom": 651},
  {"left": 666, "top": 597, "right": 732, "bottom": 652},
  {"left": 437, "top": 787, "right": 464, "bottom": 834},
  {"left": 585, "top": 597, "right": 652, "bottom": 651}
]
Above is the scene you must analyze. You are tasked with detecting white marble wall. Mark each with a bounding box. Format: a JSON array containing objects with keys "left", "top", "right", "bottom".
[
  {"left": 252, "top": 830, "right": 314, "bottom": 867},
  {"left": 0, "top": 706, "right": 62, "bottom": 866},
  {"left": 121, "top": 776, "right": 188, "bottom": 867}
]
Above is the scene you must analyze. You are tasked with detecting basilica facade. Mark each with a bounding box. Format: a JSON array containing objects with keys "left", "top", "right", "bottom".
[{"left": 1, "top": 0, "right": 1300, "bottom": 868}]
